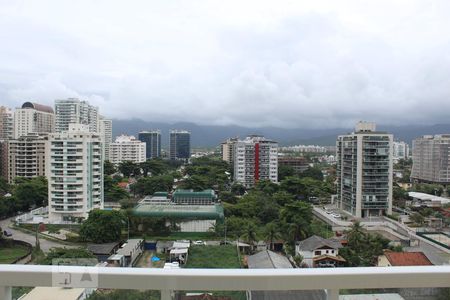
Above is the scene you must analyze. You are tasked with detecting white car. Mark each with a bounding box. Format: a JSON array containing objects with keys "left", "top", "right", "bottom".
[
  {"left": 193, "top": 240, "right": 206, "bottom": 246},
  {"left": 332, "top": 213, "right": 341, "bottom": 218}
]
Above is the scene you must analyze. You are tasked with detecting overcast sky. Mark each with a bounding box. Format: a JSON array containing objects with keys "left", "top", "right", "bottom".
[{"left": 1, "top": 0, "right": 450, "bottom": 128}]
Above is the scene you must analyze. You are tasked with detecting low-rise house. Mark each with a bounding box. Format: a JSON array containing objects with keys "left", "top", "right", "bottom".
[
  {"left": 117, "top": 239, "right": 144, "bottom": 267},
  {"left": 295, "top": 235, "right": 345, "bottom": 268},
  {"left": 377, "top": 250, "right": 433, "bottom": 267},
  {"left": 107, "top": 254, "right": 126, "bottom": 267},
  {"left": 87, "top": 242, "right": 121, "bottom": 263},
  {"left": 247, "top": 250, "right": 326, "bottom": 300},
  {"left": 156, "top": 241, "right": 174, "bottom": 254}
]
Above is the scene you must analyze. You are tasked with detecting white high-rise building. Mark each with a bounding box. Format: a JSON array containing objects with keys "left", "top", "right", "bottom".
[
  {"left": 14, "top": 102, "right": 55, "bottom": 139},
  {"left": 46, "top": 124, "right": 103, "bottom": 222},
  {"left": 55, "top": 98, "right": 99, "bottom": 133},
  {"left": 0, "top": 106, "right": 14, "bottom": 140},
  {"left": 109, "top": 135, "right": 146, "bottom": 164},
  {"left": 393, "top": 141, "right": 410, "bottom": 163},
  {"left": 336, "top": 121, "right": 393, "bottom": 218},
  {"left": 99, "top": 116, "right": 113, "bottom": 161},
  {"left": 8, "top": 133, "right": 47, "bottom": 183},
  {"left": 233, "top": 135, "right": 278, "bottom": 188}
]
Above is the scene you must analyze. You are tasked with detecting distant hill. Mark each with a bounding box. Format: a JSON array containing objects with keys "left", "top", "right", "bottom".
[{"left": 111, "top": 119, "right": 450, "bottom": 148}]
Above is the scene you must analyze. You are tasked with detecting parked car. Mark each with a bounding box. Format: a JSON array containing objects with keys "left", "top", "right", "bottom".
[
  {"left": 193, "top": 240, "right": 206, "bottom": 246},
  {"left": 332, "top": 213, "right": 341, "bottom": 219},
  {"left": 3, "top": 230, "right": 12, "bottom": 237}
]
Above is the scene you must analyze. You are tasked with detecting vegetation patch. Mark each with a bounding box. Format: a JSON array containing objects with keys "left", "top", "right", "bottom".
[
  {"left": 0, "top": 245, "right": 29, "bottom": 264},
  {"left": 185, "top": 245, "right": 241, "bottom": 268}
]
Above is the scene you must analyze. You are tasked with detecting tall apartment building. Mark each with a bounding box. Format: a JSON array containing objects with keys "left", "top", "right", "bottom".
[
  {"left": 55, "top": 98, "right": 99, "bottom": 133},
  {"left": 138, "top": 130, "right": 161, "bottom": 159},
  {"left": 411, "top": 135, "right": 450, "bottom": 184},
  {"left": 14, "top": 102, "right": 55, "bottom": 139},
  {"left": 336, "top": 122, "right": 393, "bottom": 218},
  {"left": 0, "top": 106, "right": 14, "bottom": 140},
  {"left": 221, "top": 138, "right": 238, "bottom": 165},
  {"left": 109, "top": 135, "right": 146, "bottom": 164},
  {"left": 393, "top": 141, "right": 410, "bottom": 163},
  {"left": 99, "top": 116, "right": 113, "bottom": 161},
  {"left": 7, "top": 134, "right": 47, "bottom": 183},
  {"left": 46, "top": 124, "right": 103, "bottom": 222},
  {"left": 0, "top": 141, "right": 8, "bottom": 180},
  {"left": 233, "top": 135, "right": 278, "bottom": 188},
  {"left": 278, "top": 156, "right": 309, "bottom": 174},
  {"left": 169, "top": 130, "right": 191, "bottom": 160}
]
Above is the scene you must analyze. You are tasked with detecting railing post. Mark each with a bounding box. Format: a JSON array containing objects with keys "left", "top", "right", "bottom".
[
  {"left": 0, "top": 286, "right": 12, "bottom": 300},
  {"left": 161, "top": 289, "right": 173, "bottom": 300},
  {"left": 326, "top": 289, "right": 339, "bottom": 300}
]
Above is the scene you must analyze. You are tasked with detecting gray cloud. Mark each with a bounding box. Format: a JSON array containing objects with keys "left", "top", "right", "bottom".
[{"left": 1, "top": 0, "right": 450, "bottom": 128}]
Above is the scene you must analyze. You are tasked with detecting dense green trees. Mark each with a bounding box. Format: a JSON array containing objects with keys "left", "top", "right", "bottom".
[
  {"left": 413, "top": 183, "right": 445, "bottom": 196},
  {"left": 0, "top": 177, "right": 48, "bottom": 218},
  {"left": 104, "top": 160, "right": 116, "bottom": 176},
  {"left": 79, "top": 210, "right": 125, "bottom": 243},
  {"left": 339, "top": 222, "right": 390, "bottom": 266},
  {"left": 180, "top": 157, "right": 231, "bottom": 191},
  {"left": 13, "top": 177, "right": 48, "bottom": 210},
  {"left": 0, "top": 178, "right": 10, "bottom": 195},
  {"left": 140, "top": 159, "right": 167, "bottom": 177},
  {"left": 131, "top": 175, "right": 174, "bottom": 196},
  {"left": 43, "top": 247, "right": 96, "bottom": 265},
  {"left": 104, "top": 176, "right": 130, "bottom": 202}
]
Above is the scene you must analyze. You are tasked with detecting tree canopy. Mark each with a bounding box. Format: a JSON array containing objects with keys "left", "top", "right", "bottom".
[{"left": 79, "top": 210, "right": 125, "bottom": 243}]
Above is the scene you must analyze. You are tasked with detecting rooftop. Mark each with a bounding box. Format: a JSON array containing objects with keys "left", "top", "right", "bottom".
[
  {"left": 247, "top": 250, "right": 292, "bottom": 269},
  {"left": 133, "top": 204, "right": 224, "bottom": 219},
  {"left": 383, "top": 251, "right": 433, "bottom": 266},
  {"left": 408, "top": 192, "right": 450, "bottom": 204},
  {"left": 21, "top": 102, "right": 54, "bottom": 114},
  {"left": 19, "top": 286, "right": 86, "bottom": 300},
  {"left": 296, "top": 235, "right": 343, "bottom": 251},
  {"left": 87, "top": 242, "right": 120, "bottom": 255}
]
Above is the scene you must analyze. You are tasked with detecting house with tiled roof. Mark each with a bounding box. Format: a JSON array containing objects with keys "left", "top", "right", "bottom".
[
  {"left": 377, "top": 250, "right": 433, "bottom": 267},
  {"left": 295, "top": 235, "right": 346, "bottom": 268}
]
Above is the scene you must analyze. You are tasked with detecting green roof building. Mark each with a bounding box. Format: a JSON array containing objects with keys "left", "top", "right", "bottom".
[{"left": 172, "top": 189, "right": 216, "bottom": 205}]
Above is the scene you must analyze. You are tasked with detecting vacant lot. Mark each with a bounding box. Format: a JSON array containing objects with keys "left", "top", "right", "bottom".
[
  {"left": 184, "top": 245, "right": 245, "bottom": 299},
  {"left": 0, "top": 246, "right": 29, "bottom": 264},
  {"left": 186, "top": 245, "right": 241, "bottom": 268}
]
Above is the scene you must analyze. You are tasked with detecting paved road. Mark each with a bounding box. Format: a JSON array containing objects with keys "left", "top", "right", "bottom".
[
  {"left": 405, "top": 242, "right": 450, "bottom": 265},
  {"left": 0, "top": 217, "right": 77, "bottom": 253}
]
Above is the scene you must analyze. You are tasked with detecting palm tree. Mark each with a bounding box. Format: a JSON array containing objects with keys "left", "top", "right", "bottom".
[
  {"left": 347, "top": 221, "right": 365, "bottom": 249},
  {"left": 241, "top": 222, "right": 258, "bottom": 246},
  {"left": 264, "top": 222, "right": 281, "bottom": 251}
]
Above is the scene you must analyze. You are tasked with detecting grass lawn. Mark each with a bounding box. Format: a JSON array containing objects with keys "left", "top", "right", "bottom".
[
  {"left": 184, "top": 245, "right": 245, "bottom": 299},
  {"left": 185, "top": 245, "right": 241, "bottom": 269},
  {"left": 0, "top": 246, "right": 29, "bottom": 264}
]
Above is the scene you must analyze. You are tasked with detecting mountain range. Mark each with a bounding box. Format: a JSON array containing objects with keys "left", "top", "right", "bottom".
[{"left": 112, "top": 119, "right": 450, "bottom": 148}]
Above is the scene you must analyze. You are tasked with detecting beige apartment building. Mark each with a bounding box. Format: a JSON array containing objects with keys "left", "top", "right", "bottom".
[
  {"left": 7, "top": 134, "right": 47, "bottom": 183},
  {"left": 14, "top": 102, "right": 55, "bottom": 139},
  {"left": 109, "top": 135, "right": 146, "bottom": 165}
]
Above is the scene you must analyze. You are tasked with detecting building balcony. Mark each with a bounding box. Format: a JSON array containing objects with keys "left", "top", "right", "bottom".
[{"left": 0, "top": 265, "right": 449, "bottom": 300}]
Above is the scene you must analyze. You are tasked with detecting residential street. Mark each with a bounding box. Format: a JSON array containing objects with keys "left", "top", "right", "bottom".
[{"left": 0, "top": 217, "right": 77, "bottom": 253}]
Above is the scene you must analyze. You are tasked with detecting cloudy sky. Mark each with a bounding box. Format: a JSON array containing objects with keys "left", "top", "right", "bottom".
[{"left": 1, "top": 0, "right": 450, "bottom": 128}]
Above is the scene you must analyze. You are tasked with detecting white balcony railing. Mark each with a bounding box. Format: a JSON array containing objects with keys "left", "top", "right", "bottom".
[{"left": 1, "top": 265, "right": 450, "bottom": 300}]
